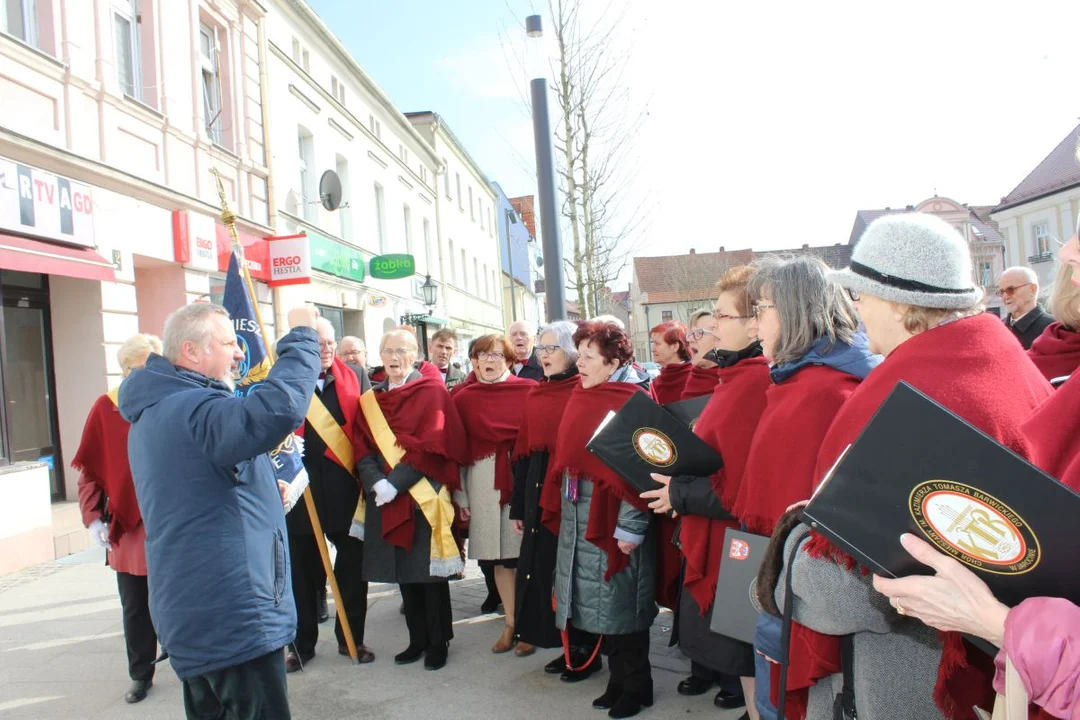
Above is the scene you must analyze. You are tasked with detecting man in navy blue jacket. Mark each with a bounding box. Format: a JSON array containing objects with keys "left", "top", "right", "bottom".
[{"left": 119, "top": 302, "right": 320, "bottom": 720}]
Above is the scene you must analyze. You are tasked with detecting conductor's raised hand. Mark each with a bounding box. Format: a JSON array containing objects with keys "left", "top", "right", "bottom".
[{"left": 287, "top": 304, "right": 319, "bottom": 330}]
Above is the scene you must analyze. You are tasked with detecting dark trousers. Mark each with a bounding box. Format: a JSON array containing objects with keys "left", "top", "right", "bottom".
[
  {"left": 691, "top": 660, "right": 743, "bottom": 694},
  {"left": 400, "top": 582, "right": 453, "bottom": 651},
  {"left": 605, "top": 630, "right": 652, "bottom": 691},
  {"left": 289, "top": 531, "right": 367, "bottom": 656},
  {"left": 568, "top": 623, "right": 601, "bottom": 655},
  {"left": 182, "top": 648, "right": 290, "bottom": 720},
  {"left": 116, "top": 572, "right": 157, "bottom": 682}
]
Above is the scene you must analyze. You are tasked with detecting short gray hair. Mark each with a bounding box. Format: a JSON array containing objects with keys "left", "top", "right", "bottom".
[
  {"left": 162, "top": 303, "right": 229, "bottom": 363},
  {"left": 748, "top": 255, "right": 858, "bottom": 365},
  {"left": 687, "top": 309, "right": 712, "bottom": 327},
  {"left": 340, "top": 335, "right": 365, "bottom": 351},
  {"left": 538, "top": 321, "right": 579, "bottom": 363},
  {"left": 380, "top": 328, "right": 419, "bottom": 354},
  {"left": 118, "top": 333, "right": 162, "bottom": 375},
  {"left": 1000, "top": 266, "right": 1038, "bottom": 285},
  {"left": 588, "top": 314, "right": 625, "bottom": 330}
]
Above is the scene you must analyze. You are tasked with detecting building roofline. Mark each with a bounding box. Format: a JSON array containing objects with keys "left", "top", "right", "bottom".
[
  {"left": 405, "top": 111, "right": 494, "bottom": 191},
  {"left": 282, "top": 0, "right": 441, "bottom": 168},
  {"left": 992, "top": 181, "right": 1080, "bottom": 214}
]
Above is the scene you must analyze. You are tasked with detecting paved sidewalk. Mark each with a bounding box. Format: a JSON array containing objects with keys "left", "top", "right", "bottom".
[{"left": 0, "top": 549, "right": 746, "bottom": 719}]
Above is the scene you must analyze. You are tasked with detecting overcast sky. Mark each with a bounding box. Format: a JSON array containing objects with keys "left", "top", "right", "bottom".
[{"left": 309, "top": 0, "right": 1080, "bottom": 284}]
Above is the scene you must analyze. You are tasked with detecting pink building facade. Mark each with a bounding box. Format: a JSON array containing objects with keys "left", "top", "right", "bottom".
[{"left": 0, "top": 0, "right": 275, "bottom": 572}]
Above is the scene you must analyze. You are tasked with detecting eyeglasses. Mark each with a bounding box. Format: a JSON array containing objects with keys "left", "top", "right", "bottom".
[
  {"left": 846, "top": 288, "right": 861, "bottom": 302},
  {"left": 536, "top": 344, "right": 562, "bottom": 355},
  {"left": 474, "top": 352, "right": 506, "bottom": 362},
  {"left": 380, "top": 347, "right": 412, "bottom": 357},
  {"left": 712, "top": 311, "right": 750, "bottom": 321},
  {"left": 752, "top": 303, "right": 777, "bottom": 318},
  {"left": 686, "top": 328, "right": 719, "bottom": 341},
  {"left": 997, "top": 283, "right": 1033, "bottom": 297},
  {"left": 319, "top": 341, "right": 337, "bottom": 349}
]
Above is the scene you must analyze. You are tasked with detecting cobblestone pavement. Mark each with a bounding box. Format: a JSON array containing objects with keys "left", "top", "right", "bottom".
[{"left": 0, "top": 548, "right": 746, "bottom": 719}]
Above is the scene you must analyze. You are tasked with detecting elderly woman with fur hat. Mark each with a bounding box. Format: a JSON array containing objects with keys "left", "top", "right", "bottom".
[{"left": 762, "top": 214, "right": 1052, "bottom": 719}]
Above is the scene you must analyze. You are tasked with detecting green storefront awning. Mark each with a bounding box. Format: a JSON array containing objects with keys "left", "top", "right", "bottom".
[{"left": 307, "top": 230, "right": 365, "bottom": 282}]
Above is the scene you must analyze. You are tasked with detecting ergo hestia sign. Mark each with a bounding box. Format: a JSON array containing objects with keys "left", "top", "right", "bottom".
[
  {"left": 267, "top": 233, "right": 312, "bottom": 287},
  {"left": 369, "top": 253, "right": 415, "bottom": 280}
]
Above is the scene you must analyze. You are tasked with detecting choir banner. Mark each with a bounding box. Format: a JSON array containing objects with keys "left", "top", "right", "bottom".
[{"left": 223, "top": 251, "right": 309, "bottom": 511}]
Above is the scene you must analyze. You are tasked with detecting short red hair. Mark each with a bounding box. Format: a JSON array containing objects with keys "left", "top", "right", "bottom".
[
  {"left": 649, "top": 321, "right": 690, "bottom": 361},
  {"left": 469, "top": 334, "right": 516, "bottom": 364},
  {"left": 573, "top": 321, "right": 633, "bottom": 367}
]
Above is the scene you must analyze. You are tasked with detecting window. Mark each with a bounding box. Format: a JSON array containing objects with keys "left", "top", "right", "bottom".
[
  {"left": 469, "top": 187, "right": 475, "bottom": 220},
  {"left": 336, "top": 154, "right": 351, "bottom": 240},
  {"left": 112, "top": 0, "right": 141, "bottom": 99},
  {"left": 479, "top": 202, "right": 484, "bottom": 229},
  {"left": 461, "top": 249, "right": 467, "bottom": 290},
  {"left": 661, "top": 310, "right": 673, "bottom": 322},
  {"left": 1033, "top": 222, "right": 1051, "bottom": 256},
  {"left": 301, "top": 48, "right": 309, "bottom": 72},
  {"left": 291, "top": 37, "right": 300, "bottom": 63},
  {"left": 420, "top": 166, "right": 428, "bottom": 185},
  {"left": 398, "top": 144, "right": 409, "bottom": 164},
  {"left": 374, "top": 183, "right": 386, "bottom": 253},
  {"left": 2, "top": 0, "right": 40, "bottom": 47},
  {"left": 489, "top": 207, "right": 494, "bottom": 238},
  {"left": 423, "top": 218, "right": 432, "bottom": 274},
  {"left": 442, "top": 159, "right": 450, "bottom": 196},
  {"left": 473, "top": 258, "right": 479, "bottom": 296},
  {"left": 403, "top": 204, "right": 412, "bottom": 255},
  {"left": 297, "top": 128, "right": 314, "bottom": 221},
  {"left": 368, "top": 114, "right": 382, "bottom": 140},
  {"left": 979, "top": 261, "right": 993, "bottom": 287},
  {"left": 483, "top": 263, "right": 489, "bottom": 299},
  {"left": 456, "top": 174, "right": 463, "bottom": 210},
  {"left": 199, "top": 22, "right": 226, "bottom": 146},
  {"left": 449, "top": 239, "right": 456, "bottom": 284},
  {"left": 330, "top": 75, "right": 345, "bottom": 105}
]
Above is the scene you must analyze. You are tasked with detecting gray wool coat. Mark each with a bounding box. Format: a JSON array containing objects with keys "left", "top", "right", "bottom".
[
  {"left": 775, "top": 525, "right": 946, "bottom": 720},
  {"left": 553, "top": 473, "right": 659, "bottom": 635}
]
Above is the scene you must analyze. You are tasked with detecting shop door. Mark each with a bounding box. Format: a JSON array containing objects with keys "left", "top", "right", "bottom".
[{"left": 0, "top": 272, "right": 63, "bottom": 499}]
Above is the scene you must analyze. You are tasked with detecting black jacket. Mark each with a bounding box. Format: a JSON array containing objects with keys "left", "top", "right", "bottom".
[
  {"left": 1005, "top": 305, "right": 1054, "bottom": 350},
  {"left": 514, "top": 351, "right": 546, "bottom": 381},
  {"left": 287, "top": 362, "right": 370, "bottom": 535}
]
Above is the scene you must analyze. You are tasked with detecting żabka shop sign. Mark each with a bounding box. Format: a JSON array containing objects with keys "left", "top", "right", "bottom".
[
  {"left": 267, "top": 234, "right": 312, "bottom": 287},
  {"left": 0, "top": 157, "right": 96, "bottom": 248}
]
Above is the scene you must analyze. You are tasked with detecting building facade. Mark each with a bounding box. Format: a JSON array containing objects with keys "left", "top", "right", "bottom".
[
  {"left": 0, "top": 0, "right": 274, "bottom": 571},
  {"left": 407, "top": 112, "right": 504, "bottom": 351},
  {"left": 493, "top": 184, "right": 542, "bottom": 330},
  {"left": 265, "top": 0, "right": 445, "bottom": 350},
  {"left": 991, "top": 123, "right": 1080, "bottom": 291}
]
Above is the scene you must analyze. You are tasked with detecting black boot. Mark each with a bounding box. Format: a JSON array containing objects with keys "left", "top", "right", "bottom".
[
  {"left": 124, "top": 679, "right": 152, "bottom": 704},
  {"left": 544, "top": 652, "right": 567, "bottom": 674},
  {"left": 592, "top": 682, "right": 624, "bottom": 710},
  {"left": 608, "top": 680, "right": 653, "bottom": 719},
  {"left": 424, "top": 642, "right": 448, "bottom": 670},
  {"left": 317, "top": 587, "right": 329, "bottom": 624},
  {"left": 560, "top": 650, "right": 602, "bottom": 683},
  {"left": 394, "top": 646, "right": 424, "bottom": 665}
]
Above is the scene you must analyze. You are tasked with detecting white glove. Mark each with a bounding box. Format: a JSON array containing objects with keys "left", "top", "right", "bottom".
[
  {"left": 373, "top": 478, "right": 398, "bottom": 507},
  {"left": 88, "top": 519, "right": 111, "bottom": 550}
]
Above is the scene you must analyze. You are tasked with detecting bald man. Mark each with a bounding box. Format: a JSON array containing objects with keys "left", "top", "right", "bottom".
[
  {"left": 508, "top": 320, "right": 544, "bottom": 380},
  {"left": 999, "top": 266, "right": 1052, "bottom": 349},
  {"left": 337, "top": 336, "right": 366, "bottom": 370}
]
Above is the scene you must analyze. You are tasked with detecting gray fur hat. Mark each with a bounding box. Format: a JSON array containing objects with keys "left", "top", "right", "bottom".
[{"left": 831, "top": 213, "right": 983, "bottom": 309}]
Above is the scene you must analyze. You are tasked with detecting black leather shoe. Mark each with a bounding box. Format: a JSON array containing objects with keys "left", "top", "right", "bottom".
[
  {"left": 124, "top": 679, "right": 152, "bottom": 704},
  {"left": 480, "top": 595, "right": 501, "bottom": 614},
  {"left": 608, "top": 682, "right": 653, "bottom": 719},
  {"left": 285, "top": 650, "right": 313, "bottom": 673},
  {"left": 394, "top": 646, "right": 424, "bottom": 665},
  {"left": 339, "top": 644, "right": 375, "bottom": 663},
  {"left": 714, "top": 689, "right": 746, "bottom": 710},
  {"left": 592, "top": 683, "right": 624, "bottom": 710},
  {"left": 677, "top": 674, "right": 713, "bottom": 696},
  {"left": 424, "top": 644, "right": 448, "bottom": 670},
  {"left": 544, "top": 653, "right": 567, "bottom": 674},
  {"left": 559, "top": 654, "right": 602, "bottom": 683},
  {"left": 317, "top": 589, "right": 329, "bottom": 624}
]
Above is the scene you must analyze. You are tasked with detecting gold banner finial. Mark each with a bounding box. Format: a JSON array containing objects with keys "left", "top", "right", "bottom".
[{"left": 210, "top": 168, "right": 238, "bottom": 230}]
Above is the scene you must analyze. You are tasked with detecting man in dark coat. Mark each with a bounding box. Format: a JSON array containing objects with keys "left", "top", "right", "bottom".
[
  {"left": 509, "top": 320, "right": 545, "bottom": 380},
  {"left": 120, "top": 303, "right": 320, "bottom": 720},
  {"left": 1000, "top": 266, "right": 1053, "bottom": 349},
  {"left": 286, "top": 319, "right": 374, "bottom": 671},
  {"left": 430, "top": 328, "right": 466, "bottom": 389}
]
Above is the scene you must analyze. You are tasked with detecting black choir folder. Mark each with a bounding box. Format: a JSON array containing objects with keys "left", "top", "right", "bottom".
[
  {"left": 586, "top": 392, "right": 723, "bottom": 494},
  {"left": 662, "top": 394, "right": 711, "bottom": 429},
  {"left": 804, "top": 382, "right": 1080, "bottom": 610}
]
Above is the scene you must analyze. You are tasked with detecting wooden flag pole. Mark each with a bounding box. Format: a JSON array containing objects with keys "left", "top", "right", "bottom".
[{"left": 212, "top": 170, "right": 360, "bottom": 664}]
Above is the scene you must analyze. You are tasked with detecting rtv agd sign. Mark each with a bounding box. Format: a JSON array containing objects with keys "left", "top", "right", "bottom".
[{"left": 369, "top": 254, "right": 415, "bottom": 280}]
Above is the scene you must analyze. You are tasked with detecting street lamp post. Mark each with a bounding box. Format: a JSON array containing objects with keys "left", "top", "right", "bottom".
[
  {"left": 400, "top": 274, "right": 439, "bottom": 357},
  {"left": 505, "top": 208, "right": 518, "bottom": 321},
  {"left": 526, "top": 14, "right": 566, "bottom": 321}
]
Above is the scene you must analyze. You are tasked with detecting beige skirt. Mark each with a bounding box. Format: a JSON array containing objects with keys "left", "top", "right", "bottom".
[{"left": 453, "top": 456, "right": 522, "bottom": 561}]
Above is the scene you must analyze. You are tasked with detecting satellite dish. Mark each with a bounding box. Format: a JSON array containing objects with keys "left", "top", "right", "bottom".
[{"left": 319, "top": 170, "right": 342, "bottom": 211}]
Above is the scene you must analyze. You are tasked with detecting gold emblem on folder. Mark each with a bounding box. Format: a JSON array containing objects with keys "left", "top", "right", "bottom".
[
  {"left": 909, "top": 480, "right": 1040, "bottom": 576},
  {"left": 632, "top": 428, "right": 677, "bottom": 467}
]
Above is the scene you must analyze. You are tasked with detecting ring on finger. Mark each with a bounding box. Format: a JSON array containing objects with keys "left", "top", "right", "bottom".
[{"left": 891, "top": 596, "right": 907, "bottom": 615}]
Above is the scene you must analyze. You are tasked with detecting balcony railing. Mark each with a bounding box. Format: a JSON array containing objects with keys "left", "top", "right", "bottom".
[{"left": 1027, "top": 252, "right": 1055, "bottom": 264}]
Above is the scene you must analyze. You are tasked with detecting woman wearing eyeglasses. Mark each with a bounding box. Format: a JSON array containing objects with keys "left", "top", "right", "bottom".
[
  {"left": 764, "top": 214, "right": 1051, "bottom": 719},
  {"left": 649, "top": 321, "right": 693, "bottom": 404},
  {"left": 354, "top": 329, "right": 467, "bottom": 671},
  {"left": 451, "top": 335, "right": 537, "bottom": 655},
  {"left": 641, "top": 266, "right": 769, "bottom": 718},
  {"left": 733, "top": 255, "right": 880, "bottom": 718},
  {"left": 683, "top": 310, "right": 721, "bottom": 397}
]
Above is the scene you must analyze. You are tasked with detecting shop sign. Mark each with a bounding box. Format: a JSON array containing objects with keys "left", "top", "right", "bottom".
[
  {"left": 369, "top": 253, "right": 415, "bottom": 280},
  {"left": 0, "top": 157, "right": 96, "bottom": 248},
  {"left": 215, "top": 222, "right": 269, "bottom": 281},
  {"left": 172, "top": 211, "right": 218, "bottom": 272},
  {"left": 267, "top": 234, "right": 312, "bottom": 288},
  {"left": 308, "top": 230, "right": 365, "bottom": 282}
]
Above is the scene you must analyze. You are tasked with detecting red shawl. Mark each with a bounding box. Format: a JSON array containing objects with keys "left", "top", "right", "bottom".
[
  {"left": 797, "top": 314, "right": 1053, "bottom": 720},
  {"left": 353, "top": 376, "right": 466, "bottom": 551},
  {"left": 680, "top": 357, "right": 771, "bottom": 612},
  {"left": 417, "top": 360, "right": 447, "bottom": 384},
  {"left": 540, "top": 382, "right": 647, "bottom": 580},
  {"left": 650, "top": 361, "right": 693, "bottom": 404},
  {"left": 294, "top": 356, "right": 361, "bottom": 469},
  {"left": 452, "top": 374, "right": 537, "bottom": 506},
  {"left": 71, "top": 393, "right": 139, "bottom": 547},
  {"left": 682, "top": 364, "right": 723, "bottom": 399},
  {"left": 1027, "top": 322, "right": 1080, "bottom": 381},
  {"left": 1023, "top": 371, "right": 1080, "bottom": 490},
  {"left": 449, "top": 370, "right": 477, "bottom": 396},
  {"left": 512, "top": 373, "right": 581, "bottom": 459},
  {"left": 734, "top": 365, "right": 862, "bottom": 536}
]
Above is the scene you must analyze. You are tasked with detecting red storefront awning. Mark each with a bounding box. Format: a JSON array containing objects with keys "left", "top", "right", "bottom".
[{"left": 0, "top": 233, "right": 116, "bottom": 282}]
